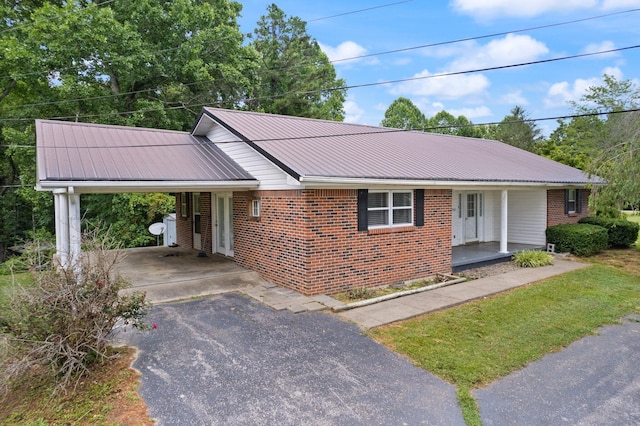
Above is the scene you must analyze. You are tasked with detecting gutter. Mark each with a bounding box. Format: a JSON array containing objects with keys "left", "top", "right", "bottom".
[{"left": 36, "top": 180, "right": 260, "bottom": 193}]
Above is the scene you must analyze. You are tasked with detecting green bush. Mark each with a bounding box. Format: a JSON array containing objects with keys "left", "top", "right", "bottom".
[
  {"left": 513, "top": 250, "right": 554, "bottom": 267},
  {"left": 546, "top": 223, "right": 608, "bottom": 257},
  {"left": 579, "top": 216, "right": 640, "bottom": 248}
]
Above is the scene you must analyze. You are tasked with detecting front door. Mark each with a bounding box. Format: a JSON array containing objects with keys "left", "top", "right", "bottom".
[
  {"left": 465, "top": 193, "right": 478, "bottom": 241},
  {"left": 193, "top": 192, "right": 201, "bottom": 250},
  {"left": 215, "top": 193, "right": 234, "bottom": 257}
]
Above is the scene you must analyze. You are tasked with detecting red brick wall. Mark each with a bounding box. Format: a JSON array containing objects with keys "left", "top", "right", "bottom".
[
  {"left": 175, "top": 192, "right": 192, "bottom": 249},
  {"left": 175, "top": 192, "right": 213, "bottom": 253},
  {"left": 547, "top": 189, "right": 590, "bottom": 227},
  {"left": 233, "top": 189, "right": 452, "bottom": 295}
]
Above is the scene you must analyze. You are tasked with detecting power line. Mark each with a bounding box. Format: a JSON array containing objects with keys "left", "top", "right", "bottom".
[
  {"left": 331, "top": 8, "right": 640, "bottom": 63},
  {"left": 4, "top": 108, "right": 639, "bottom": 149},
  {"left": 307, "top": 0, "right": 413, "bottom": 22},
  {"left": 2, "top": 43, "right": 637, "bottom": 123}
]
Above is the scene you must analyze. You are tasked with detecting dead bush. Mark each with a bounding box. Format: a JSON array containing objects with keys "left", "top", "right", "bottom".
[{"left": 0, "top": 229, "right": 150, "bottom": 395}]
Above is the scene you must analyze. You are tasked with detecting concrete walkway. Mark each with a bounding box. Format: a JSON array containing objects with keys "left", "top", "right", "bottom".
[{"left": 336, "top": 259, "right": 589, "bottom": 328}]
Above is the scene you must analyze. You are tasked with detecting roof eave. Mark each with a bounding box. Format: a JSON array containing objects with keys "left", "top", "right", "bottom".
[
  {"left": 36, "top": 180, "right": 260, "bottom": 194},
  {"left": 298, "top": 176, "right": 597, "bottom": 189}
]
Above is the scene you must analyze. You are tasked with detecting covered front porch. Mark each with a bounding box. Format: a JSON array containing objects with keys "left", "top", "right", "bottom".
[{"left": 452, "top": 242, "right": 543, "bottom": 272}]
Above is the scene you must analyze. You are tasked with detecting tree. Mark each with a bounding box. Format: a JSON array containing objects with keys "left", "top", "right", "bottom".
[
  {"left": 492, "top": 106, "right": 542, "bottom": 151},
  {"left": 246, "top": 4, "right": 346, "bottom": 120},
  {"left": 380, "top": 97, "right": 426, "bottom": 130},
  {"left": 571, "top": 75, "right": 640, "bottom": 214},
  {"left": 0, "top": 0, "right": 257, "bottom": 255},
  {"left": 425, "top": 110, "right": 486, "bottom": 138},
  {"left": 534, "top": 116, "right": 601, "bottom": 170}
]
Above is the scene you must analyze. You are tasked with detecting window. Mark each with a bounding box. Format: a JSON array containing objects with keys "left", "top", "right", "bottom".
[
  {"left": 181, "top": 192, "right": 188, "bottom": 218},
  {"left": 367, "top": 191, "right": 413, "bottom": 228},
  {"left": 567, "top": 189, "right": 577, "bottom": 214},
  {"left": 251, "top": 199, "right": 261, "bottom": 217}
]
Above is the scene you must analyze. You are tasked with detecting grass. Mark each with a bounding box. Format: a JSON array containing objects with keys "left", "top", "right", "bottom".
[
  {"left": 333, "top": 275, "right": 450, "bottom": 303},
  {"left": 371, "top": 248, "right": 640, "bottom": 425},
  {"left": 623, "top": 211, "right": 640, "bottom": 245},
  {"left": 0, "top": 272, "right": 33, "bottom": 308},
  {"left": 0, "top": 347, "right": 153, "bottom": 425}
]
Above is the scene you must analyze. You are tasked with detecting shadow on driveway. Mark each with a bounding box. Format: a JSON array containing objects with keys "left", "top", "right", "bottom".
[{"left": 116, "top": 293, "right": 465, "bottom": 425}]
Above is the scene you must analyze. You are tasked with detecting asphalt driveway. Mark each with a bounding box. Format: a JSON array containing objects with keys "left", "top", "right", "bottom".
[
  {"left": 474, "top": 315, "right": 640, "bottom": 425},
  {"left": 117, "top": 293, "right": 465, "bottom": 425}
]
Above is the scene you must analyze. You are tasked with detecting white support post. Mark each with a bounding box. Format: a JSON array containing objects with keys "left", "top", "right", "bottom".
[
  {"left": 68, "top": 188, "right": 82, "bottom": 276},
  {"left": 56, "top": 190, "right": 70, "bottom": 268},
  {"left": 500, "top": 189, "right": 509, "bottom": 253}
]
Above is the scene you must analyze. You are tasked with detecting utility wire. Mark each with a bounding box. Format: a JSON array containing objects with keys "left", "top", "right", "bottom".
[
  {"left": 330, "top": 8, "right": 640, "bottom": 63},
  {"left": 1, "top": 43, "right": 637, "bottom": 123},
  {"left": 4, "top": 108, "right": 639, "bottom": 149},
  {"left": 307, "top": 0, "right": 413, "bottom": 22}
]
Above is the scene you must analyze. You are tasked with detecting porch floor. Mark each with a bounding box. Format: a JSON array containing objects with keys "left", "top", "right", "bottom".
[{"left": 452, "top": 242, "right": 543, "bottom": 272}]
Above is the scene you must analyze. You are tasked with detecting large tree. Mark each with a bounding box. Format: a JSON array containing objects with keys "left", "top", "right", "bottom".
[
  {"left": 380, "top": 97, "right": 426, "bottom": 130},
  {"left": 574, "top": 75, "right": 640, "bottom": 214},
  {"left": 246, "top": 4, "right": 346, "bottom": 120},
  {"left": 491, "top": 106, "right": 542, "bottom": 151},
  {"left": 0, "top": 0, "right": 258, "bottom": 257}
]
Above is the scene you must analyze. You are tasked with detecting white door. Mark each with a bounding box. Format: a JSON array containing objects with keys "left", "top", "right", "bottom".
[
  {"left": 464, "top": 193, "right": 479, "bottom": 241},
  {"left": 215, "top": 193, "right": 234, "bottom": 256},
  {"left": 193, "top": 192, "right": 201, "bottom": 250}
]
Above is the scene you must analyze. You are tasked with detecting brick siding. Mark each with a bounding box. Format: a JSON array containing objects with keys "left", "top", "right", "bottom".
[
  {"left": 233, "top": 189, "right": 452, "bottom": 295},
  {"left": 546, "top": 189, "right": 590, "bottom": 227}
]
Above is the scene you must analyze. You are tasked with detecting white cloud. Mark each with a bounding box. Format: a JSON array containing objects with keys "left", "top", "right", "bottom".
[
  {"left": 448, "top": 106, "right": 493, "bottom": 119},
  {"left": 544, "top": 67, "right": 624, "bottom": 107},
  {"left": 390, "top": 69, "right": 490, "bottom": 99},
  {"left": 582, "top": 40, "right": 619, "bottom": 58},
  {"left": 450, "top": 34, "right": 548, "bottom": 71},
  {"left": 602, "top": 0, "right": 640, "bottom": 10},
  {"left": 501, "top": 91, "right": 528, "bottom": 105},
  {"left": 343, "top": 99, "right": 365, "bottom": 123},
  {"left": 451, "top": 0, "right": 597, "bottom": 18},
  {"left": 319, "top": 41, "right": 374, "bottom": 65}
]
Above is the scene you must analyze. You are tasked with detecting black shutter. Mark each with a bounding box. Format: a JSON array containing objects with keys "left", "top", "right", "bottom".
[
  {"left": 564, "top": 189, "right": 570, "bottom": 214},
  {"left": 357, "top": 189, "right": 368, "bottom": 231},
  {"left": 415, "top": 189, "right": 425, "bottom": 227},
  {"left": 577, "top": 189, "right": 582, "bottom": 213}
]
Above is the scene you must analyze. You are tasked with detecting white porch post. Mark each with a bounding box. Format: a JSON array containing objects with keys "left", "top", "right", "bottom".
[
  {"left": 68, "top": 188, "right": 82, "bottom": 275},
  {"left": 53, "top": 189, "right": 71, "bottom": 268},
  {"left": 500, "top": 189, "right": 509, "bottom": 253}
]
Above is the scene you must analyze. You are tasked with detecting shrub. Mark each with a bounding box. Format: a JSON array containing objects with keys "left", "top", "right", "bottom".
[
  {"left": 546, "top": 223, "right": 608, "bottom": 257},
  {"left": 513, "top": 250, "right": 554, "bottom": 268},
  {"left": 579, "top": 216, "right": 640, "bottom": 248},
  {"left": 0, "top": 230, "right": 151, "bottom": 395}
]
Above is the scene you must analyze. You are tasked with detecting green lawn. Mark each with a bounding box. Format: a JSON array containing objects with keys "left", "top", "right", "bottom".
[
  {"left": 623, "top": 211, "right": 640, "bottom": 245},
  {"left": 371, "top": 261, "right": 640, "bottom": 425},
  {"left": 0, "top": 272, "right": 33, "bottom": 307}
]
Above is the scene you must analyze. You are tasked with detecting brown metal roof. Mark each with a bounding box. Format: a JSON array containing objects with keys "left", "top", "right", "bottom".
[
  {"left": 203, "top": 107, "right": 596, "bottom": 184},
  {"left": 36, "top": 120, "right": 255, "bottom": 183}
]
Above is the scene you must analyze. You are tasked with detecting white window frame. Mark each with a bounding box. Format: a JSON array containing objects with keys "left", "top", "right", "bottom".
[
  {"left": 251, "top": 198, "right": 261, "bottom": 217},
  {"left": 368, "top": 190, "right": 413, "bottom": 229},
  {"left": 181, "top": 192, "right": 188, "bottom": 218},
  {"left": 567, "top": 189, "right": 577, "bottom": 214}
]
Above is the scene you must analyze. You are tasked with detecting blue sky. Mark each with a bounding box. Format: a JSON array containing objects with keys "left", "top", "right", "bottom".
[{"left": 237, "top": 0, "right": 640, "bottom": 135}]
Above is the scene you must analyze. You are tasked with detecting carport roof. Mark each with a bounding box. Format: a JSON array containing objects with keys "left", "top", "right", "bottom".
[{"left": 36, "top": 119, "right": 256, "bottom": 189}]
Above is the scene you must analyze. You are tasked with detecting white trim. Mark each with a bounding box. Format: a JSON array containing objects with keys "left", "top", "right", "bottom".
[
  {"left": 298, "top": 176, "right": 593, "bottom": 189},
  {"left": 36, "top": 180, "right": 259, "bottom": 193}
]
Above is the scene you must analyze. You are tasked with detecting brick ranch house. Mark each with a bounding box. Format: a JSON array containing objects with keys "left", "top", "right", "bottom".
[{"left": 35, "top": 108, "right": 596, "bottom": 295}]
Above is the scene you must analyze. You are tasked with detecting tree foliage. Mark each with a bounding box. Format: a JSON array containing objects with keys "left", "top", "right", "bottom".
[
  {"left": 246, "top": 3, "right": 346, "bottom": 120},
  {"left": 380, "top": 97, "right": 426, "bottom": 130},
  {"left": 490, "top": 106, "right": 542, "bottom": 151},
  {"left": 571, "top": 75, "right": 640, "bottom": 214}
]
